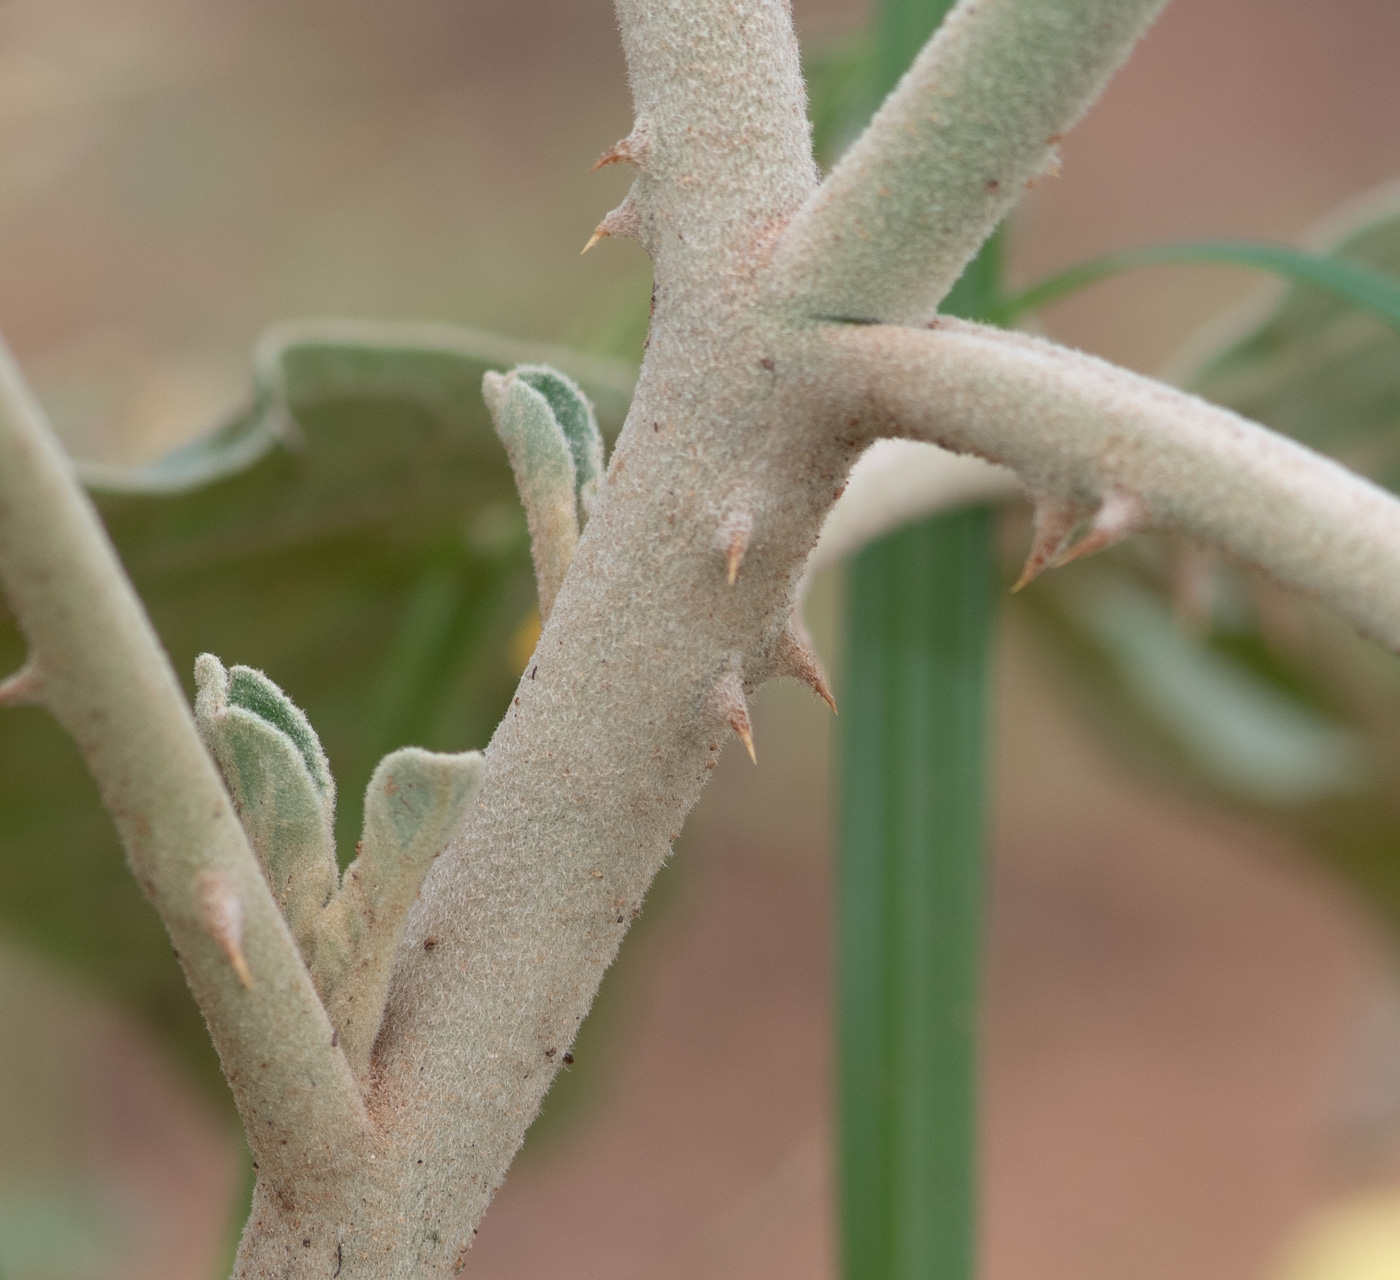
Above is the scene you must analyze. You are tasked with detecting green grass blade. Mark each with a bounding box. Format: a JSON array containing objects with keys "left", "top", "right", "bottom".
[
  {"left": 992, "top": 240, "right": 1400, "bottom": 331},
  {"left": 839, "top": 512, "right": 994, "bottom": 1280},
  {"left": 836, "top": 2, "right": 998, "bottom": 1278}
]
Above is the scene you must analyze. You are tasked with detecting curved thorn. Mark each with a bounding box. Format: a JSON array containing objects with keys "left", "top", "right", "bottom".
[
  {"left": 1052, "top": 488, "right": 1143, "bottom": 569},
  {"left": 1012, "top": 495, "right": 1080, "bottom": 592},
  {"left": 774, "top": 620, "right": 837, "bottom": 714},
  {"left": 580, "top": 198, "right": 641, "bottom": 255}
]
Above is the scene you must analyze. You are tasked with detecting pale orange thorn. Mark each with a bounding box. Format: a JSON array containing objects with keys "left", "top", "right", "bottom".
[
  {"left": 732, "top": 714, "right": 757, "bottom": 765},
  {"left": 1051, "top": 489, "right": 1143, "bottom": 570},
  {"left": 1012, "top": 496, "right": 1080, "bottom": 592},
  {"left": 712, "top": 670, "right": 757, "bottom": 765},
  {"left": 198, "top": 870, "right": 253, "bottom": 989},
  {"left": 581, "top": 223, "right": 609, "bottom": 255},
  {"left": 726, "top": 533, "right": 746, "bottom": 586},
  {"left": 775, "top": 620, "right": 837, "bottom": 714},
  {"left": 718, "top": 507, "right": 753, "bottom": 587},
  {"left": 592, "top": 140, "right": 633, "bottom": 171}
]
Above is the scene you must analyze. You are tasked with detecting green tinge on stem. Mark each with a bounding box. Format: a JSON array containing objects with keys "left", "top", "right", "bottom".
[{"left": 992, "top": 240, "right": 1400, "bottom": 331}]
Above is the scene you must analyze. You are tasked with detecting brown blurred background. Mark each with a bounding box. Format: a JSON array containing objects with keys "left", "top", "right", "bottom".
[{"left": 3, "top": 0, "right": 1400, "bottom": 1277}]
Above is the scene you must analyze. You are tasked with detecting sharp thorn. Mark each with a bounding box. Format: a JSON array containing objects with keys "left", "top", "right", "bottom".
[
  {"left": 734, "top": 716, "right": 757, "bottom": 765},
  {"left": 1051, "top": 489, "right": 1143, "bottom": 569},
  {"left": 717, "top": 507, "right": 753, "bottom": 587},
  {"left": 1012, "top": 495, "right": 1080, "bottom": 592},
  {"left": 726, "top": 538, "right": 745, "bottom": 586},
  {"left": 581, "top": 224, "right": 608, "bottom": 255},
  {"left": 198, "top": 870, "right": 253, "bottom": 989},
  {"left": 711, "top": 670, "right": 757, "bottom": 765},
  {"left": 774, "top": 620, "right": 837, "bottom": 714}
]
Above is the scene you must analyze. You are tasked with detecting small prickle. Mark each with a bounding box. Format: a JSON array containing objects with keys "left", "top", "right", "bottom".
[
  {"left": 1053, "top": 488, "right": 1143, "bottom": 569},
  {"left": 774, "top": 621, "right": 837, "bottom": 714},
  {"left": 198, "top": 870, "right": 253, "bottom": 989},
  {"left": 1012, "top": 495, "right": 1080, "bottom": 592},
  {"left": 717, "top": 508, "right": 753, "bottom": 587},
  {"left": 581, "top": 198, "right": 641, "bottom": 254},
  {"left": 592, "top": 121, "right": 650, "bottom": 172},
  {"left": 711, "top": 671, "right": 756, "bottom": 765}
]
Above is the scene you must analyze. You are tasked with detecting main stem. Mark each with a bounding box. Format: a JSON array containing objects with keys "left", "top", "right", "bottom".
[{"left": 838, "top": 3, "right": 997, "bottom": 1277}]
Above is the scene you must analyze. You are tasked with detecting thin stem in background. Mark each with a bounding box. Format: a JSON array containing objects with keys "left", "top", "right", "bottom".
[{"left": 837, "top": 1, "right": 999, "bottom": 1277}]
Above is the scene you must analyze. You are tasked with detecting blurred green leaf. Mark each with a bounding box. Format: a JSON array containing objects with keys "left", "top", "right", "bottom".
[
  {"left": 993, "top": 239, "right": 1400, "bottom": 334},
  {"left": 1021, "top": 190, "right": 1400, "bottom": 926},
  {"left": 0, "top": 319, "right": 633, "bottom": 1095}
]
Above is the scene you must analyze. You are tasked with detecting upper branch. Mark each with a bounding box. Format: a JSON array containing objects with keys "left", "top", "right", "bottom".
[
  {"left": 768, "top": 0, "right": 1168, "bottom": 325},
  {"left": 0, "top": 342, "right": 369, "bottom": 1186},
  {"left": 609, "top": 0, "right": 816, "bottom": 304},
  {"left": 815, "top": 319, "right": 1400, "bottom": 652}
]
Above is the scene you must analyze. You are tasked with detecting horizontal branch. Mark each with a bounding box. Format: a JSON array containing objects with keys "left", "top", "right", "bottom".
[
  {"left": 807, "top": 440, "right": 1015, "bottom": 580},
  {"left": 817, "top": 319, "right": 1400, "bottom": 651},
  {"left": 769, "top": 0, "right": 1167, "bottom": 325},
  {"left": 0, "top": 341, "right": 369, "bottom": 1188}
]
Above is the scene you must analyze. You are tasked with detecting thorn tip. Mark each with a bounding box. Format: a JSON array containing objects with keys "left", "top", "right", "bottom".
[
  {"left": 717, "top": 508, "right": 753, "bottom": 587},
  {"left": 198, "top": 870, "right": 252, "bottom": 989},
  {"left": 774, "top": 620, "right": 837, "bottom": 713},
  {"left": 711, "top": 670, "right": 757, "bottom": 765},
  {"left": 1013, "top": 495, "right": 1079, "bottom": 592}
]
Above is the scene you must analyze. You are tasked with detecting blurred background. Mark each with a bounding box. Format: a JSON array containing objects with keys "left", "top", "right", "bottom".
[{"left": 4, "top": 0, "right": 1400, "bottom": 1277}]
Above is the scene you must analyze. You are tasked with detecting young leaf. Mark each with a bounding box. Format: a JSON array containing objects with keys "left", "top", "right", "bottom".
[
  {"left": 515, "top": 366, "right": 606, "bottom": 519},
  {"left": 194, "top": 655, "right": 338, "bottom": 956},
  {"left": 314, "top": 747, "right": 484, "bottom": 1076},
  {"left": 0, "top": 320, "right": 632, "bottom": 1095}
]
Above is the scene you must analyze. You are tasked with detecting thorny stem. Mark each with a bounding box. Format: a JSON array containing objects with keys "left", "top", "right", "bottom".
[
  {"left": 0, "top": 342, "right": 370, "bottom": 1190},
  {"left": 815, "top": 318, "right": 1400, "bottom": 650},
  {"left": 7, "top": 0, "right": 1400, "bottom": 1274}
]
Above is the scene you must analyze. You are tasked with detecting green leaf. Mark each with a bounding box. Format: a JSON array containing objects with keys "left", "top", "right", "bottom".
[
  {"left": 1021, "top": 188, "right": 1400, "bottom": 931},
  {"left": 516, "top": 366, "right": 605, "bottom": 518},
  {"left": 0, "top": 319, "right": 633, "bottom": 1096},
  {"left": 993, "top": 239, "right": 1400, "bottom": 336}
]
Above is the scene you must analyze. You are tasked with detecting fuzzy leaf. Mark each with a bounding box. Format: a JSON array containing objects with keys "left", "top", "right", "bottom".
[
  {"left": 194, "top": 655, "right": 337, "bottom": 951},
  {"left": 0, "top": 320, "right": 632, "bottom": 1094},
  {"left": 483, "top": 368, "right": 583, "bottom": 620},
  {"left": 516, "top": 365, "right": 606, "bottom": 518},
  {"left": 314, "top": 747, "right": 484, "bottom": 1074}
]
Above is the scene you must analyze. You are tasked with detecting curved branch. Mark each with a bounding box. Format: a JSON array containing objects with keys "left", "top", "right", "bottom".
[
  {"left": 0, "top": 341, "right": 370, "bottom": 1187},
  {"left": 769, "top": 0, "right": 1168, "bottom": 325},
  {"left": 816, "top": 319, "right": 1400, "bottom": 651}
]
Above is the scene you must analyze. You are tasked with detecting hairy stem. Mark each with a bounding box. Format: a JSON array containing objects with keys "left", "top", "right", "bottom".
[
  {"left": 817, "top": 318, "right": 1400, "bottom": 651},
  {"left": 771, "top": 0, "right": 1168, "bottom": 324},
  {"left": 0, "top": 342, "right": 369, "bottom": 1191}
]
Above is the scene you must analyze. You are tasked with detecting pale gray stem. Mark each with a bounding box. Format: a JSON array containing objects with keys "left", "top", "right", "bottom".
[
  {"left": 769, "top": 0, "right": 1168, "bottom": 325},
  {"left": 814, "top": 318, "right": 1400, "bottom": 650},
  {"left": 0, "top": 342, "right": 370, "bottom": 1193}
]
